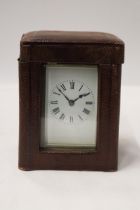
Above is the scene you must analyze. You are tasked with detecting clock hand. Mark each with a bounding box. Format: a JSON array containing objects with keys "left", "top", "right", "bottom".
[
  {"left": 56, "top": 86, "right": 70, "bottom": 102},
  {"left": 73, "top": 92, "right": 90, "bottom": 102},
  {"left": 79, "top": 92, "right": 90, "bottom": 98}
]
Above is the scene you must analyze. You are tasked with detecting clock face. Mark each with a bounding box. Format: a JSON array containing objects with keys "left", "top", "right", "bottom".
[
  {"left": 49, "top": 80, "right": 94, "bottom": 124},
  {"left": 40, "top": 65, "right": 98, "bottom": 148}
]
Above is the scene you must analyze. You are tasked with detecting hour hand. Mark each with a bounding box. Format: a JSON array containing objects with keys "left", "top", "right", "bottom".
[
  {"left": 79, "top": 92, "right": 90, "bottom": 98},
  {"left": 74, "top": 92, "right": 90, "bottom": 102}
]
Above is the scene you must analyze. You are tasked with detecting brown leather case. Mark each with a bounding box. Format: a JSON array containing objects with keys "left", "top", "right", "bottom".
[{"left": 18, "top": 31, "right": 124, "bottom": 171}]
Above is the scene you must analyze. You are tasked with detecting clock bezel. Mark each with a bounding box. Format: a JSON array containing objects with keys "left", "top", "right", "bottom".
[{"left": 41, "top": 64, "right": 98, "bottom": 148}]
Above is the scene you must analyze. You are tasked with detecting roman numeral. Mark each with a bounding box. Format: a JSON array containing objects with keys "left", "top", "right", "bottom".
[
  {"left": 78, "top": 115, "right": 83, "bottom": 120},
  {"left": 79, "top": 84, "right": 83, "bottom": 91},
  {"left": 52, "top": 107, "right": 60, "bottom": 115},
  {"left": 85, "top": 101, "right": 93, "bottom": 105},
  {"left": 70, "top": 81, "right": 75, "bottom": 89},
  {"left": 60, "top": 84, "right": 66, "bottom": 91},
  {"left": 59, "top": 113, "right": 65, "bottom": 120},
  {"left": 70, "top": 116, "right": 73, "bottom": 123},
  {"left": 83, "top": 108, "right": 90, "bottom": 115},
  {"left": 50, "top": 100, "right": 58, "bottom": 104},
  {"left": 53, "top": 92, "right": 60, "bottom": 96}
]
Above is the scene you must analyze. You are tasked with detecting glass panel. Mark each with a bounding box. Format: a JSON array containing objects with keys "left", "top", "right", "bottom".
[{"left": 40, "top": 65, "right": 98, "bottom": 148}]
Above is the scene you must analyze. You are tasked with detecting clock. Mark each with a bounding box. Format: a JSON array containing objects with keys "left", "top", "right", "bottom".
[{"left": 18, "top": 31, "right": 124, "bottom": 171}]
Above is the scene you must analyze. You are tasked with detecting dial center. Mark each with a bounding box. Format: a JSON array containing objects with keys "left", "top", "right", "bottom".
[{"left": 69, "top": 100, "right": 75, "bottom": 106}]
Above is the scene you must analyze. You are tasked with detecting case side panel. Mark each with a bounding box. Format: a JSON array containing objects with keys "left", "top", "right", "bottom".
[
  {"left": 108, "top": 64, "right": 122, "bottom": 170},
  {"left": 18, "top": 62, "right": 32, "bottom": 170}
]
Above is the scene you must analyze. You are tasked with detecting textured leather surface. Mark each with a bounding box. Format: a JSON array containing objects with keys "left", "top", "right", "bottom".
[
  {"left": 21, "top": 31, "right": 124, "bottom": 45},
  {"left": 19, "top": 31, "right": 124, "bottom": 171}
]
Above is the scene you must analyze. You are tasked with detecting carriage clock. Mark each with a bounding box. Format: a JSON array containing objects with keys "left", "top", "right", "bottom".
[{"left": 18, "top": 31, "right": 124, "bottom": 171}]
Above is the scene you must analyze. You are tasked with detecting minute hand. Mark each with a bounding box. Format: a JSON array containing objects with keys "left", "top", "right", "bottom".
[
  {"left": 56, "top": 86, "right": 70, "bottom": 102},
  {"left": 73, "top": 92, "right": 90, "bottom": 102}
]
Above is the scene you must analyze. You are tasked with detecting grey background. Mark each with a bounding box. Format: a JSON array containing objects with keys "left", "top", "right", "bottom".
[
  {"left": 0, "top": 0, "right": 140, "bottom": 85},
  {"left": 0, "top": 1, "right": 140, "bottom": 210}
]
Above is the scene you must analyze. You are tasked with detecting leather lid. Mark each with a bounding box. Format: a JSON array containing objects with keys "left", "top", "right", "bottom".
[
  {"left": 21, "top": 31, "right": 124, "bottom": 45},
  {"left": 19, "top": 31, "right": 124, "bottom": 64}
]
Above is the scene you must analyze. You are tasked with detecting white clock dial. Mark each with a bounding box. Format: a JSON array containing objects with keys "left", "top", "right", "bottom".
[
  {"left": 40, "top": 65, "right": 98, "bottom": 148},
  {"left": 49, "top": 80, "right": 95, "bottom": 123}
]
